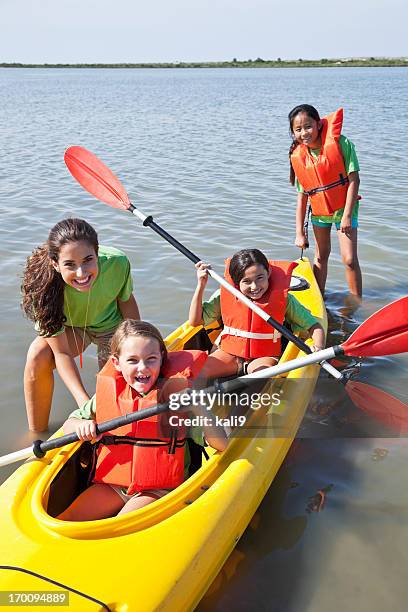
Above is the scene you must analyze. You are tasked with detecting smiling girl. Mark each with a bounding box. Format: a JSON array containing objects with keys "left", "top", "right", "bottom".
[
  {"left": 288, "top": 105, "right": 362, "bottom": 298},
  {"left": 189, "top": 248, "right": 325, "bottom": 379},
  {"left": 21, "top": 218, "right": 140, "bottom": 432},
  {"left": 59, "top": 320, "right": 227, "bottom": 521}
]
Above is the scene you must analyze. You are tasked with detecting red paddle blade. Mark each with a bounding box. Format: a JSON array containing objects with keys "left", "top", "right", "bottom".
[
  {"left": 346, "top": 380, "right": 408, "bottom": 434},
  {"left": 342, "top": 296, "right": 408, "bottom": 357},
  {"left": 64, "top": 146, "right": 130, "bottom": 210},
  {"left": 328, "top": 357, "right": 350, "bottom": 369}
]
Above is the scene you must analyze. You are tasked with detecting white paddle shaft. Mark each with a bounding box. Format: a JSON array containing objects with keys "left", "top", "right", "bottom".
[
  {"left": 238, "top": 346, "right": 337, "bottom": 381},
  {"left": 132, "top": 207, "right": 149, "bottom": 223},
  {"left": 0, "top": 446, "right": 33, "bottom": 468},
  {"left": 208, "top": 269, "right": 342, "bottom": 380}
]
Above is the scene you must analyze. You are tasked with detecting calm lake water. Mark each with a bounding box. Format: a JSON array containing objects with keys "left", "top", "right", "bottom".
[{"left": 0, "top": 67, "right": 407, "bottom": 611}]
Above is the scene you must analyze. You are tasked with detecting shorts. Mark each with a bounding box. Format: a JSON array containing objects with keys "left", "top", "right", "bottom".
[
  {"left": 311, "top": 201, "right": 359, "bottom": 229},
  {"left": 69, "top": 327, "right": 116, "bottom": 369},
  {"left": 110, "top": 485, "right": 172, "bottom": 503},
  {"left": 236, "top": 356, "right": 278, "bottom": 376}
]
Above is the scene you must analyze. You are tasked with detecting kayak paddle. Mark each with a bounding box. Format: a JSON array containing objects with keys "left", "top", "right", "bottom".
[
  {"left": 2, "top": 341, "right": 407, "bottom": 468},
  {"left": 0, "top": 354, "right": 350, "bottom": 468},
  {"left": 64, "top": 146, "right": 408, "bottom": 418}
]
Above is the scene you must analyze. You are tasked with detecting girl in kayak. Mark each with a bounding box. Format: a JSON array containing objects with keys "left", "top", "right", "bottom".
[
  {"left": 189, "top": 248, "right": 325, "bottom": 379},
  {"left": 59, "top": 320, "right": 227, "bottom": 521},
  {"left": 288, "top": 104, "right": 362, "bottom": 298},
  {"left": 21, "top": 218, "right": 140, "bottom": 432}
]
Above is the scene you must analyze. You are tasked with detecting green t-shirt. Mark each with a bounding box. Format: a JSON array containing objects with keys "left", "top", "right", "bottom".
[
  {"left": 54, "top": 245, "right": 133, "bottom": 335},
  {"left": 201, "top": 289, "right": 318, "bottom": 333}
]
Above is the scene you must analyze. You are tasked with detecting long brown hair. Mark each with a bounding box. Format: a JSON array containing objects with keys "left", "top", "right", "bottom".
[
  {"left": 288, "top": 104, "right": 321, "bottom": 186},
  {"left": 21, "top": 218, "right": 98, "bottom": 337},
  {"left": 110, "top": 320, "right": 168, "bottom": 365}
]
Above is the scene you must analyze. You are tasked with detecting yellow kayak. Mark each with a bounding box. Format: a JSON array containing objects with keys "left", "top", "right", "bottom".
[{"left": 0, "top": 258, "right": 326, "bottom": 611}]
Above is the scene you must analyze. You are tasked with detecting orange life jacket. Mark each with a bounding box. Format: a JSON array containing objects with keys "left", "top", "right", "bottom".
[
  {"left": 290, "top": 108, "right": 350, "bottom": 216},
  {"left": 219, "top": 260, "right": 297, "bottom": 359},
  {"left": 93, "top": 350, "right": 207, "bottom": 495}
]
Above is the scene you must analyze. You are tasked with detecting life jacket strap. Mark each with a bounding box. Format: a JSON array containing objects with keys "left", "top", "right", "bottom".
[
  {"left": 99, "top": 434, "right": 186, "bottom": 454},
  {"left": 220, "top": 325, "right": 281, "bottom": 342},
  {"left": 305, "top": 173, "right": 349, "bottom": 197}
]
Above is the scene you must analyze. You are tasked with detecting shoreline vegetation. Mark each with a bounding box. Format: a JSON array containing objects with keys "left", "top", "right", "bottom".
[{"left": 1, "top": 57, "right": 407, "bottom": 69}]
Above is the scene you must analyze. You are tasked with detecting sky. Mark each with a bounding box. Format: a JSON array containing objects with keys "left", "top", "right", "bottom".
[{"left": 0, "top": 0, "right": 406, "bottom": 64}]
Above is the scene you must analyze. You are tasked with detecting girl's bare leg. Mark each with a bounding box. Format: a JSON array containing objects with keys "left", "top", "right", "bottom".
[
  {"left": 200, "top": 348, "right": 239, "bottom": 380},
  {"left": 337, "top": 228, "right": 362, "bottom": 298},
  {"left": 247, "top": 356, "right": 278, "bottom": 374},
  {"left": 58, "top": 484, "right": 125, "bottom": 521},
  {"left": 24, "top": 338, "right": 55, "bottom": 432},
  {"left": 24, "top": 328, "right": 89, "bottom": 432},
  {"left": 312, "top": 225, "right": 332, "bottom": 296},
  {"left": 118, "top": 493, "right": 161, "bottom": 515}
]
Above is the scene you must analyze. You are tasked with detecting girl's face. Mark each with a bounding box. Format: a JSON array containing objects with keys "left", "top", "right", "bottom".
[
  {"left": 112, "top": 336, "right": 163, "bottom": 395},
  {"left": 239, "top": 264, "right": 269, "bottom": 301},
  {"left": 52, "top": 240, "right": 98, "bottom": 292},
  {"left": 291, "top": 112, "right": 322, "bottom": 149}
]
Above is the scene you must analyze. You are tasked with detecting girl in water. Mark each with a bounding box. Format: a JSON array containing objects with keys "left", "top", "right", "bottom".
[
  {"left": 288, "top": 104, "right": 362, "bottom": 298},
  {"left": 22, "top": 218, "right": 140, "bottom": 432}
]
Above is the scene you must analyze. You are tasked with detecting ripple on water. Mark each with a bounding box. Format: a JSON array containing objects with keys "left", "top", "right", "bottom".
[{"left": 1, "top": 67, "right": 407, "bottom": 612}]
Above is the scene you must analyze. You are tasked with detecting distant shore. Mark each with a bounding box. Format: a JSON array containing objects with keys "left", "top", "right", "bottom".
[{"left": 1, "top": 57, "right": 407, "bottom": 69}]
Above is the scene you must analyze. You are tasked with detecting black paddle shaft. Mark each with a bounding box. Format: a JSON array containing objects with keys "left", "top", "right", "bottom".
[
  {"left": 31, "top": 376, "right": 258, "bottom": 459},
  {"left": 132, "top": 206, "right": 320, "bottom": 359},
  {"left": 32, "top": 401, "right": 171, "bottom": 458},
  {"left": 139, "top": 211, "right": 200, "bottom": 265}
]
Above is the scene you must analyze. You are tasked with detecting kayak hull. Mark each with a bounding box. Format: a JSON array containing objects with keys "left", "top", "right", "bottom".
[{"left": 0, "top": 258, "right": 325, "bottom": 611}]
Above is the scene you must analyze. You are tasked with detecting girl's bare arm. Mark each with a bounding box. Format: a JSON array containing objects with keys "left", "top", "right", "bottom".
[
  {"left": 118, "top": 293, "right": 141, "bottom": 320},
  {"left": 46, "top": 333, "right": 90, "bottom": 407},
  {"left": 340, "top": 171, "right": 360, "bottom": 233},
  {"left": 295, "top": 192, "right": 309, "bottom": 248},
  {"left": 188, "top": 262, "right": 210, "bottom": 326}
]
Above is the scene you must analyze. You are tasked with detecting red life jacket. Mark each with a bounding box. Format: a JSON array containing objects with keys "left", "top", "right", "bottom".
[
  {"left": 290, "top": 108, "right": 350, "bottom": 216},
  {"left": 219, "top": 260, "right": 297, "bottom": 359},
  {"left": 93, "top": 350, "right": 207, "bottom": 495}
]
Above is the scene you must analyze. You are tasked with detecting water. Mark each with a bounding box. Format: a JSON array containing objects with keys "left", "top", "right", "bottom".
[{"left": 0, "top": 67, "right": 407, "bottom": 610}]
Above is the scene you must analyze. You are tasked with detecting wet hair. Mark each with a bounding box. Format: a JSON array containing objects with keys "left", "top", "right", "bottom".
[
  {"left": 110, "top": 320, "right": 168, "bottom": 365},
  {"left": 21, "top": 218, "right": 99, "bottom": 337},
  {"left": 229, "top": 249, "right": 269, "bottom": 286},
  {"left": 288, "top": 104, "right": 321, "bottom": 185}
]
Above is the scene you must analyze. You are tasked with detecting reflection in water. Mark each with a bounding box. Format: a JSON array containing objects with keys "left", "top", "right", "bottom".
[
  {"left": 338, "top": 293, "right": 363, "bottom": 319},
  {"left": 371, "top": 448, "right": 389, "bottom": 462},
  {"left": 306, "top": 484, "right": 334, "bottom": 514}
]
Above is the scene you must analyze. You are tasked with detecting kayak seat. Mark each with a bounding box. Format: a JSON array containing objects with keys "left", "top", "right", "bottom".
[
  {"left": 183, "top": 328, "right": 214, "bottom": 352},
  {"left": 46, "top": 437, "right": 210, "bottom": 517},
  {"left": 187, "top": 438, "right": 209, "bottom": 477},
  {"left": 280, "top": 322, "right": 294, "bottom": 353},
  {"left": 47, "top": 442, "right": 94, "bottom": 517}
]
